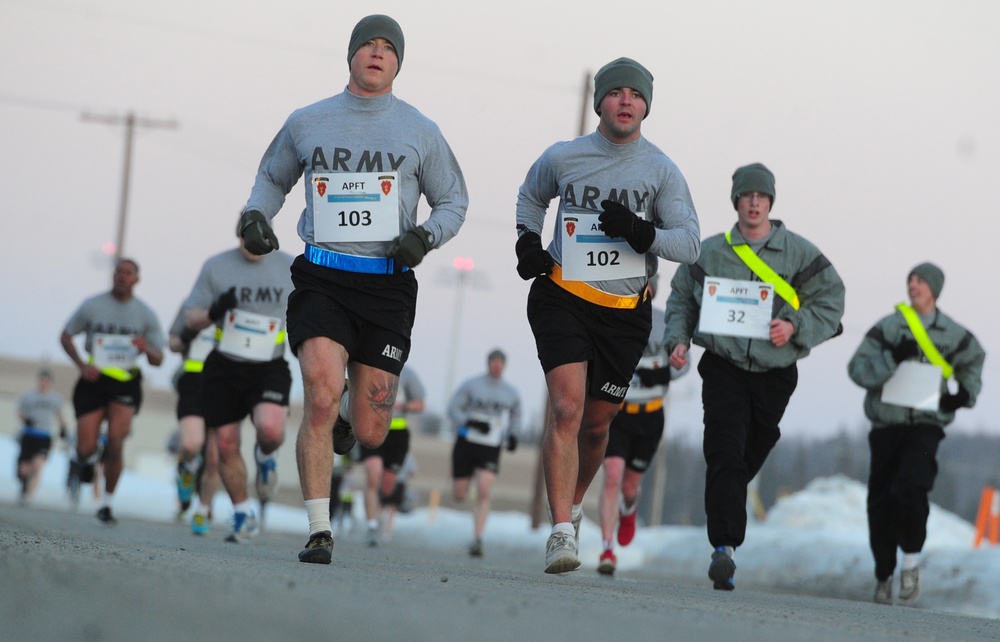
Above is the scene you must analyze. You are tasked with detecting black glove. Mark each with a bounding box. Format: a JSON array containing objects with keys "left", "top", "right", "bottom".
[
  {"left": 515, "top": 232, "right": 554, "bottom": 280},
  {"left": 891, "top": 338, "right": 919, "bottom": 363},
  {"left": 239, "top": 210, "right": 279, "bottom": 255},
  {"left": 598, "top": 200, "right": 656, "bottom": 254},
  {"left": 466, "top": 420, "right": 490, "bottom": 434},
  {"left": 939, "top": 386, "right": 970, "bottom": 412},
  {"left": 387, "top": 226, "right": 433, "bottom": 269},
  {"left": 208, "top": 287, "right": 238, "bottom": 322},
  {"left": 506, "top": 434, "right": 518, "bottom": 452},
  {"left": 636, "top": 367, "right": 672, "bottom": 388}
]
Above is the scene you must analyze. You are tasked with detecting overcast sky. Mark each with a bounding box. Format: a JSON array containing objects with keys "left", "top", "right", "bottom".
[{"left": 2, "top": 0, "right": 997, "bottom": 441}]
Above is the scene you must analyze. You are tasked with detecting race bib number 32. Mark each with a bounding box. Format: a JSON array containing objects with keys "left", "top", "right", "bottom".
[
  {"left": 312, "top": 171, "right": 400, "bottom": 243},
  {"left": 698, "top": 277, "right": 774, "bottom": 339}
]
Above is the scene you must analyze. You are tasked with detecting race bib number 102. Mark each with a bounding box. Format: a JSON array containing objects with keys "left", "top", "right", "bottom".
[{"left": 560, "top": 212, "right": 645, "bottom": 282}]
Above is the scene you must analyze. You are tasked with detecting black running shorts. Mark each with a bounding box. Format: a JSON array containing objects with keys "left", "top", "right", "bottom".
[
  {"left": 359, "top": 428, "right": 410, "bottom": 472},
  {"left": 604, "top": 407, "right": 665, "bottom": 472},
  {"left": 526, "top": 276, "right": 651, "bottom": 403},
  {"left": 18, "top": 433, "right": 53, "bottom": 462},
  {"left": 200, "top": 351, "right": 291, "bottom": 428},
  {"left": 286, "top": 255, "right": 416, "bottom": 376},
  {"left": 73, "top": 372, "right": 144, "bottom": 417},
  {"left": 174, "top": 371, "right": 205, "bottom": 420},
  {"left": 451, "top": 436, "right": 501, "bottom": 478}
]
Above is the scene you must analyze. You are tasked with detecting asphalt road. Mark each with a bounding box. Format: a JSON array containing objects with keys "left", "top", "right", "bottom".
[{"left": 1, "top": 504, "right": 995, "bottom": 642}]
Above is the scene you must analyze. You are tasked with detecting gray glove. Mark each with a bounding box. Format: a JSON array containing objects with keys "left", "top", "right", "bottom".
[{"left": 239, "top": 210, "right": 279, "bottom": 255}]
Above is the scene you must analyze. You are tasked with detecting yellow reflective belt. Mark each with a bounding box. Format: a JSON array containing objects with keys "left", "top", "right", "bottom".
[
  {"left": 622, "top": 398, "right": 664, "bottom": 414},
  {"left": 547, "top": 264, "right": 641, "bottom": 309},
  {"left": 87, "top": 356, "right": 136, "bottom": 382},
  {"left": 895, "top": 303, "right": 953, "bottom": 379},
  {"left": 726, "top": 231, "right": 800, "bottom": 311},
  {"left": 183, "top": 359, "right": 204, "bottom": 373},
  {"left": 275, "top": 330, "right": 286, "bottom": 345},
  {"left": 390, "top": 417, "right": 408, "bottom": 430}
]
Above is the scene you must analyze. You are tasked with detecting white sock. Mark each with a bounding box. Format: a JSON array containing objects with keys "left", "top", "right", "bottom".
[
  {"left": 339, "top": 391, "right": 351, "bottom": 422},
  {"left": 620, "top": 500, "right": 637, "bottom": 516},
  {"left": 571, "top": 503, "right": 583, "bottom": 521},
  {"left": 305, "top": 499, "right": 331, "bottom": 535},
  {"left": 368, "top": 518, "right": 379, "bottom": 530},
  {"left": 101, "top": 492, "right": 114, "bottom": 509},
  {"left": 234, "top": 500, "right": 254, "bottom": 516},
  {"left": 195, "top": 502, "right": 211, "bottom": 517},
  {"left": 551, "top": 522, "right": 574, "bottom": 537},
  {"left": 602, "top": 539, "right": 613, "bottom": 551},
  {"left": 902, "top": 553, "right": 919, "bottom": 570}
]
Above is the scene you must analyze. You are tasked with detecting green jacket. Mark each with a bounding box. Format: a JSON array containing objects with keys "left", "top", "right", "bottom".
[
  {"left": 663, "top": 221, "right": 845, "bottom": 372},
  {"left": 847, "top": 306, "right": 985, "bottom": 428}
]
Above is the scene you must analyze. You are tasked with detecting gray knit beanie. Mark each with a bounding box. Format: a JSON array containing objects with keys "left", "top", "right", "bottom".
[
  {"left": 348, "top": 15, "right": 404, "bottom": 75},
  {"left": 593, "top": 58, "right": 653, "bottom": 119},
  {"left": 909, "top": 262, "right": 945, "bottom": 299},
  {"left": 731, "top": 163, "right": 776, "bottom": 209}
]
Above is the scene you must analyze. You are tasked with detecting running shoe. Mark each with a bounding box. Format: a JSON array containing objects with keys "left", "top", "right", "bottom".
[
  {"left": 469, "top": 538, "right": 484, "bottom": 557},
  {"left": 96, "top": 506, "right": 118, "bottom": 526},
  {"left": 176, "top": 462, "right": 196, "bottom": 511},
  {"left": 333, "top": 415, "right": 356, "bottom": 455},
  {"left": 544, "top": 531, "right": 580, "bottom": 574},
  {"left": 255, "top": 454, "right": 278, "bottom": 504},
  {"left": 572, "top": 510, "right": 583, "bottom": 548},
  {"left": 191, "top": 512, "right": 211, "bottom": 536},
  {"left": 617, "top": 504, "right": 637, "bottom": 547},
  {"left": 898, "top": 568, "right": 920, "bottom": 605},
  {"left": 873, "top": 576, "right": 893, "bottom": 605},
  {"left": 298, "top": 530, "right": 334, "bottom": 564},
  {"left": 597, "top": 548, "right": 617, "bottom": 576},
  {"left": 225, "top": 510, "right": 260, "bottom": 544},
  {"left": 366, "top": 526, "right": 380, "bottom": 548},
  {"left": 708, "top": 546, "right": 736, "bottom": 591}
]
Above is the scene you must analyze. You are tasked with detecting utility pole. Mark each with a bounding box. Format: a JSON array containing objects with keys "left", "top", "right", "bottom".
[{"left": 81, "top": 111, "right": 178, "bottom": 263}]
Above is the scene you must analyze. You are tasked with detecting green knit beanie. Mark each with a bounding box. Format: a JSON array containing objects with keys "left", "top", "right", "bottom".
[
  {"left": 731, "top": 163, "right": 776, "bottom": 209},
  {"left": 909, "top": 262, "right": 945, "bottom": 299},
  {"left": 593, "top": 58, "right": 653, "bottom": 119},
  {"left": 347, "top": 15, "right": 404, "bottom": 75}
]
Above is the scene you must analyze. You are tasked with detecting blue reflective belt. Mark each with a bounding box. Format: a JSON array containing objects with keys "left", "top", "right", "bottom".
[{"left": 305, "top": 243, "right": 407, "bottom": 275}]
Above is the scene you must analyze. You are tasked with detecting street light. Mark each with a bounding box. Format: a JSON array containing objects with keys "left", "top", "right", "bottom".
[{"left": 443, "top": 256, "right": 476, "bottom": 406}]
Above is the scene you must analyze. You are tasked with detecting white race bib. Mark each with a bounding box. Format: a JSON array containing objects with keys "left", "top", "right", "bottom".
[
  {"left": 187, "top": 327, "right": 217, "bottom": 363},
  {"left": 312, "top": 171, "right": 400, "bottom": 243},
  {"left": 92, "top": 333, "right": 139, "bottom": 370},
  {"left": 698, "top": 277, "right": 774, "bottom": 339},
  {"left": 560, "top": 213, "right": 645, "bottom": 282},
  {"left": 464, "top": 411, "right": 504, "bottom": 448},
  {"left": 217, "top": 309, "right": 282, "bottom": 362},
  {"left": 881, "top": 361, "right": 942, "bottom": 411}
]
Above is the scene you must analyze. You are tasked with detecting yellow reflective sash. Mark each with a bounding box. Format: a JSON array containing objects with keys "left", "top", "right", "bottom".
[
  {"left": 725, "top": 231, "right": 800, "bottom": 311},
  {"left": 895, "top": 303, "right": 953, "bottom": 379}
]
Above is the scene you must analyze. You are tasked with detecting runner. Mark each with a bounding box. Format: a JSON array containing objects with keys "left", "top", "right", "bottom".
[
  {"left": 448, "top": 349, "right": 522, "bottom": 557},
  {"left": 15, "top": 369, "right": 67, "bottom": 505},
  {"left": 179, "top": 233, "right": 294, "bottom": 543},
  {"left": 59, "top": 258, "right": 165, "bottom": 525}
]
